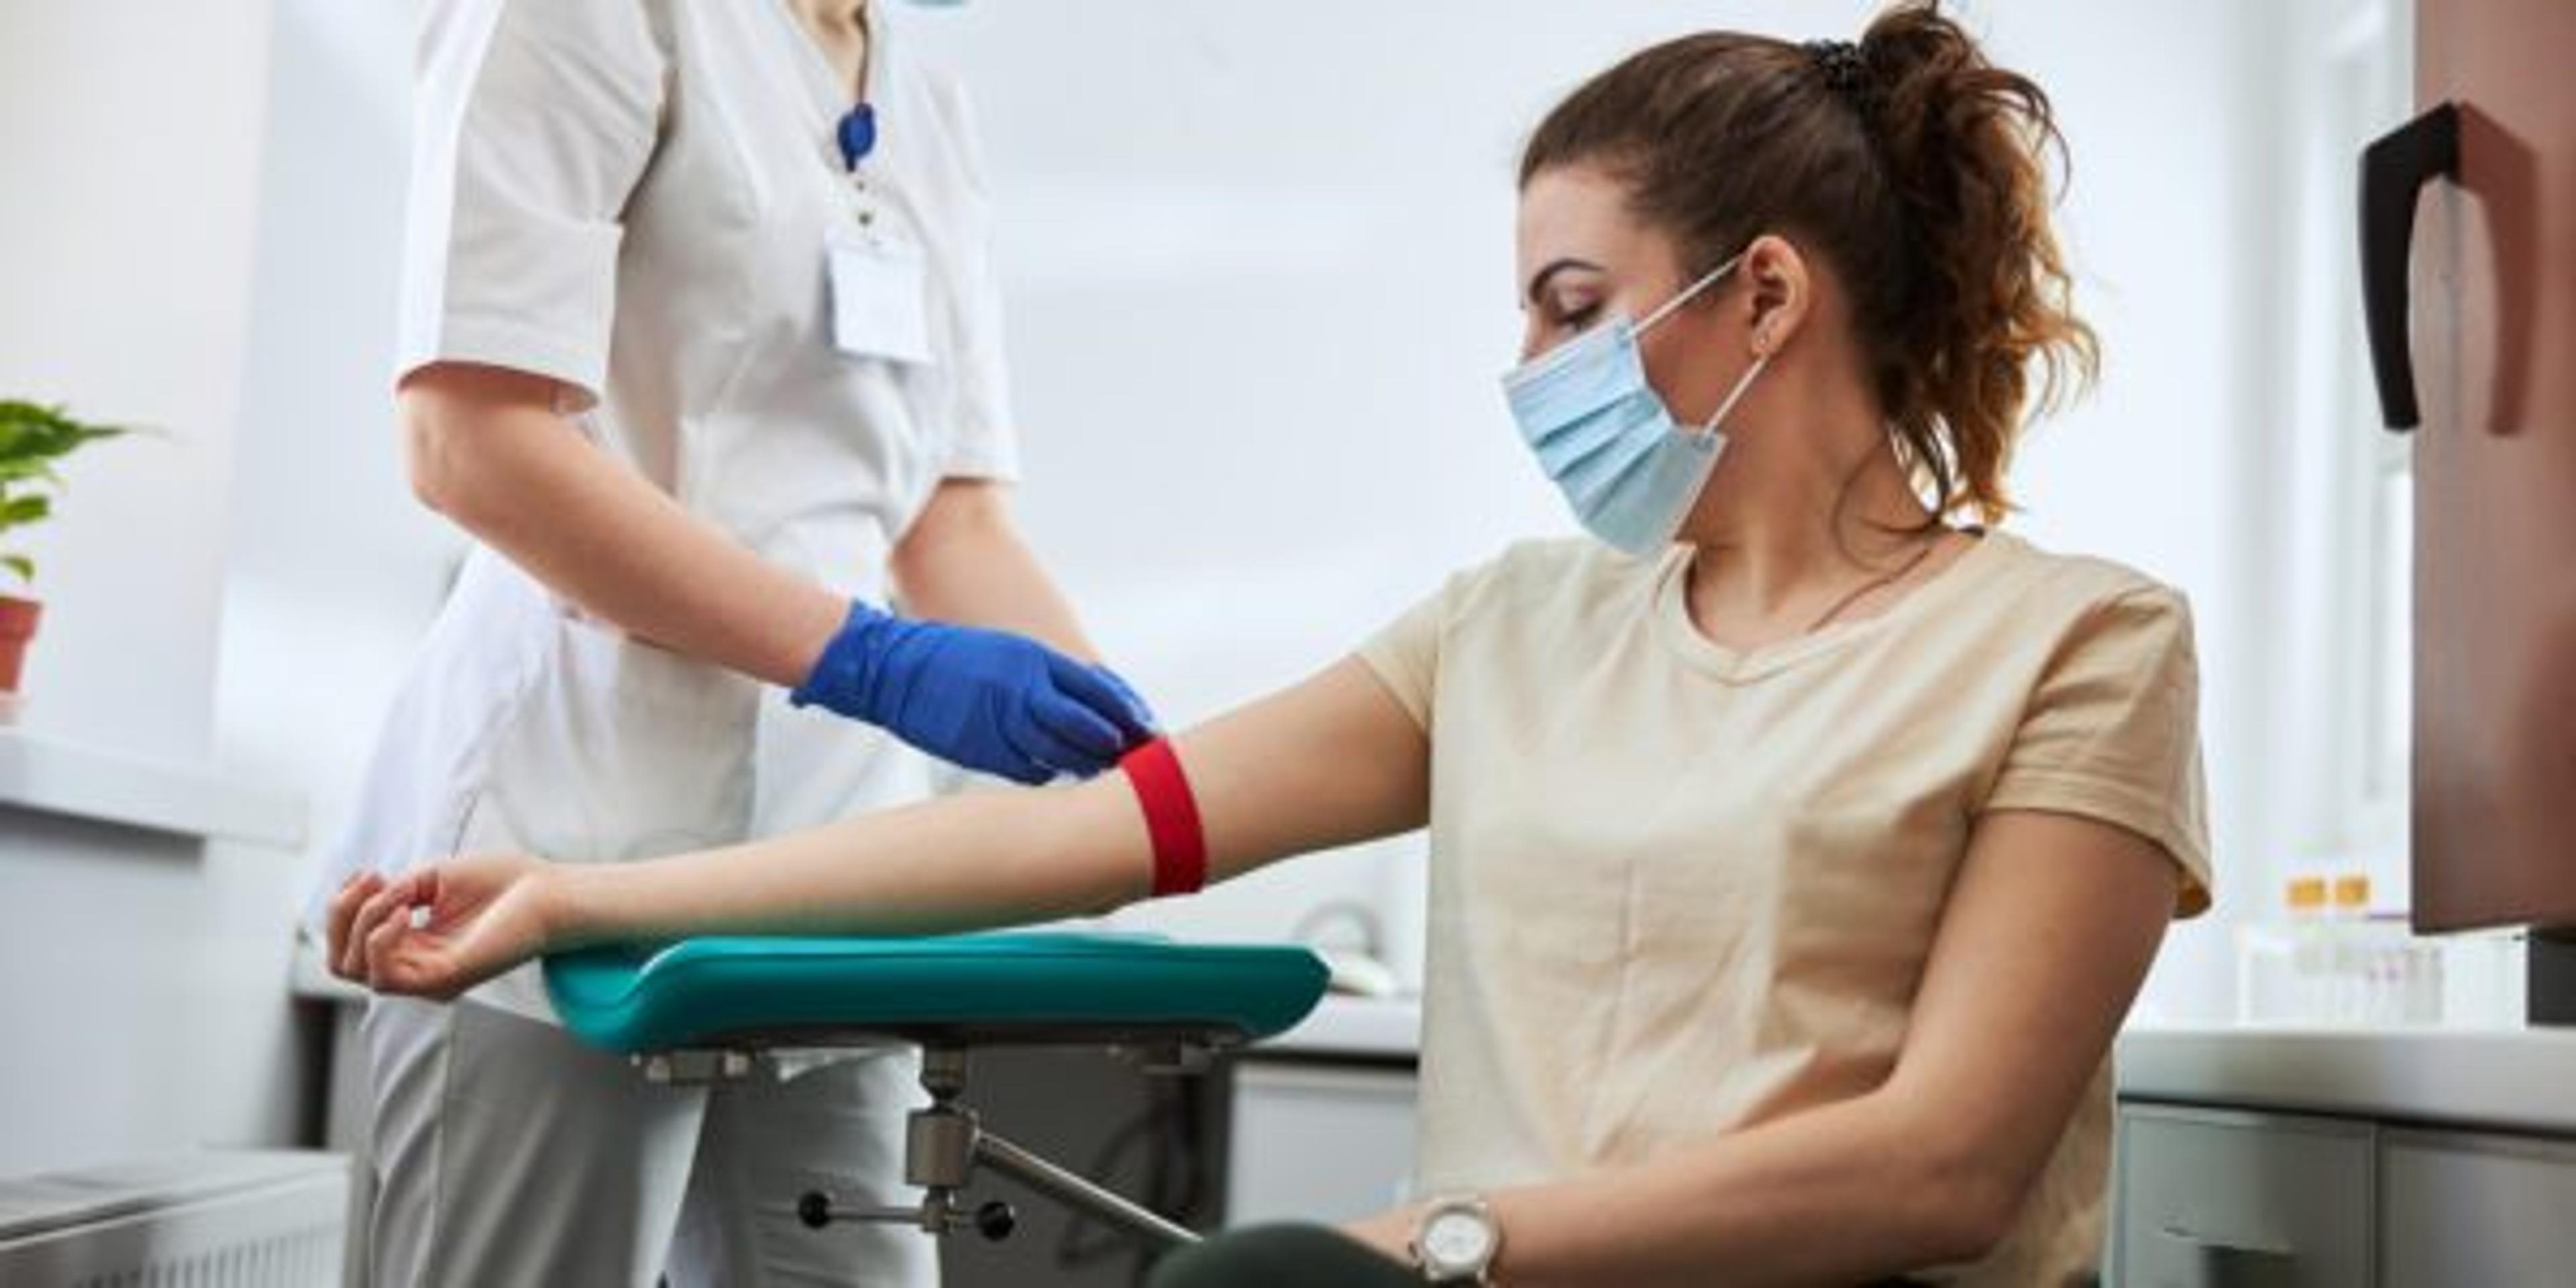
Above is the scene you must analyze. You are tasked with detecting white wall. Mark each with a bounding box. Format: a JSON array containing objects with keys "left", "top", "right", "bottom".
[
  {"left": 910, "top": 1, "right": 2272, "bottom": 1013},
  {"left": 0, "top": 1, "right": 313, "bottom": 1177},
  {"left": 0, "top": 5, "right": 271, "bottom": 760},
  {"left": 1961, "top": 0, "right": 2272, "bottom": 1020},
  {"left": 215, "top": 1, "right": 462, "bottom": 903}
]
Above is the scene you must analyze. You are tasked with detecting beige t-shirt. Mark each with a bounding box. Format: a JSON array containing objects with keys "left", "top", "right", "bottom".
[{"left": 1358, "top": 531, "right": 2210, "bottom": 1286}]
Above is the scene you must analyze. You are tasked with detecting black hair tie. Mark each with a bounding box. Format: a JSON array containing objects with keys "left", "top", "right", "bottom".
[{"left": 1803, "top": 38, "right": 1871, "bottom": 107}]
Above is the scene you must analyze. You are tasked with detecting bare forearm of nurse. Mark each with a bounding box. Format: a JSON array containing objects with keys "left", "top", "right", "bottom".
[
  {"left": 402, "top": 366, "right": 1158, "bottom": 783},
  {"left": 401, "top": 362, "right": 844, "bottom": 687},
  {"left": 1341, "top": 810, "right": 2178, "bottom": 1286}
]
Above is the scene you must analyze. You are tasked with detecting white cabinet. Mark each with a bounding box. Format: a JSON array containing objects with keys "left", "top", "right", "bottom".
[
  {"left": 1225, "top": 1062, "right": 1417, "bottom": 1227},
  {"left": 2380, "top": 1129, "right": 2576, "bottom": 1286},
  {"left": 2113, "top": 1100, "right": 2576, "bottom": 1287},
  {"left": 2114, "top": 1104, "right": 2375, "bottom": 1287}
]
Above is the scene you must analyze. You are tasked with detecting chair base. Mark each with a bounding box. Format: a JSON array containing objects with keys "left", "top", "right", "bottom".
[{"left": 634, "top": 1042, "right": 1206, "bottom": 1250}]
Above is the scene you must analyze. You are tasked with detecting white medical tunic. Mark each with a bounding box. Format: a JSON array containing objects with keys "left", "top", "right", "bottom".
[{"left": 314, "top": 0, "right": 1020, "bottom": 1020}]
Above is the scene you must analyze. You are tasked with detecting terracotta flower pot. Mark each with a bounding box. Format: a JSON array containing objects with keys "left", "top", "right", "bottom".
[{"left": 0, "top": 594, "right": 41, "bottom": 694}]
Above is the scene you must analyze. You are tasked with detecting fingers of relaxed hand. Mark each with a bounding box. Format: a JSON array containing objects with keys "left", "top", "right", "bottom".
[
  {"left": 365, "top": 919, "right": 451, "bottom": 998},
  {"left": 345, "top": 875, "right": 424, "bottom": 979},
  {"left": 362, "top": 908, "right": 414, "bottom": 991},
  {"left": 337, "top": 878, "right": 391, "bottom": 979},
  {"left": 327, "top": 873, "right": 384, "bottom": 979}
]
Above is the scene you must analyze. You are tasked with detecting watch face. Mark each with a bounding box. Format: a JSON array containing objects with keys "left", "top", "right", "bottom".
[{"left": 1423, "top": 1210, "right": 1496, "bottom": 1269}]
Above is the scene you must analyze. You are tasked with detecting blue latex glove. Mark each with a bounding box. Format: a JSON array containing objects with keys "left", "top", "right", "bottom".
[{"left": 790, "top": 602, "right": 1158, "bottom": 785}]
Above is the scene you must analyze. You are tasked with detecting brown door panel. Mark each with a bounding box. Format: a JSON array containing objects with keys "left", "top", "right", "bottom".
[{"left": 2406, "top": 0, "right": 2576, "bottom": 930}]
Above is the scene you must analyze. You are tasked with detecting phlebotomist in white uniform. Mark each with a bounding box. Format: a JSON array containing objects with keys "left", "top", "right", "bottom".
[{"left": 306, "top": 1, "right": 1155, "bottom": 1284}]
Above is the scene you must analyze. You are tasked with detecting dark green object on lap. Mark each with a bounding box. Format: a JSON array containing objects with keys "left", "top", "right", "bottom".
[
  {"left": 1144, "top": 1225, "right": 1955, "bottom": 1286},
  {"left": 1146, "top": 1224, "right": 1418, "bottom": 1287}
]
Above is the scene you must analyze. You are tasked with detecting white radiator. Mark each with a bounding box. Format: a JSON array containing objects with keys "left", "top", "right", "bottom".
[{"left": 0, "top": 1150, "right": 348, "bottom": 1287}]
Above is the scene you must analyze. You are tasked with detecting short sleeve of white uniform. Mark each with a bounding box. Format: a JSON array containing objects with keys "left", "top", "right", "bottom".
[
  {"left": 922, "top": 73, "right": 1021, "bottom": 482},
  {"left": 398, "top": 0, "right": 665, "bottom": 407}
]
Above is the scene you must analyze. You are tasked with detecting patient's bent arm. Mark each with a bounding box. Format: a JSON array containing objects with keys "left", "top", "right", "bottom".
[{"left": 547, "top": 656, "right": 1430, "bottom": 947}]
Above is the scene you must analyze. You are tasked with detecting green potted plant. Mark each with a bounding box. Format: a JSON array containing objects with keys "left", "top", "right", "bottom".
[{"left": 0, "top": 400, "right": 132, "bottom": 705}]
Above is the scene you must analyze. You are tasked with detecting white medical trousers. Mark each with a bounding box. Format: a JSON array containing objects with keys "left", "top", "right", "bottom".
[{"left": 361, "top": 994, "right": 938, "bottom": 1287}]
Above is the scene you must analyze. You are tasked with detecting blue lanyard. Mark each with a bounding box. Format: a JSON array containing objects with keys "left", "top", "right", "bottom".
[{"left": 836, "top": 103, "right": 878, "bottom": 171}]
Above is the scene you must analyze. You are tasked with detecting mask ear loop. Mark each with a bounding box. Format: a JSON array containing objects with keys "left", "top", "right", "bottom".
[
  {"left": 1693, "top": 350, "right": 1771, "bottom": 443},
  {"left": 1633, "top": 252, "right": 1745, "bottom": 334},
  {"left": 1629, "top": 248, "right": 1768, "bottom": 443}
]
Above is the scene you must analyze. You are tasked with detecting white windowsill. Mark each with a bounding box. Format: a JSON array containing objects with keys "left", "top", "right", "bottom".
[{"left": 0, "top": 727, "right": 305, "bottom": 849}]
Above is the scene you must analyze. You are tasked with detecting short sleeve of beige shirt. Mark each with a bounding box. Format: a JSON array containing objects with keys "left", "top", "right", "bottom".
[{"left": 1982, "top": 584, "right": 2212, "bottom": 912}]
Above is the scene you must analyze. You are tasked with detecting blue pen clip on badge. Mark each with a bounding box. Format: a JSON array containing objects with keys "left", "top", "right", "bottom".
[{"left": 837, "top": 103, "right": 878, "bottom": 170}]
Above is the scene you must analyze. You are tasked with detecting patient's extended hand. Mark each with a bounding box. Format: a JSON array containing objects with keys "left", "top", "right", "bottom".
[{"left": 327, "top": 855, "right": 557, "bottom": 1000}]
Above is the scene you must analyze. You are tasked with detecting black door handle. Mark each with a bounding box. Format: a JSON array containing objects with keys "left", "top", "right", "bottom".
[{"left": 2359, "top": 101, "right": 2460, "bottom": 431}]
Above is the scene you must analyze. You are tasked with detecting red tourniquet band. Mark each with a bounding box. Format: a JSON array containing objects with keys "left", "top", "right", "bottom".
[{"left": 1120, "top": 737, "right": 1208, "bottom": 898}]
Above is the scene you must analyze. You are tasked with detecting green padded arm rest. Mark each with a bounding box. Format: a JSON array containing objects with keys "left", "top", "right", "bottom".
[{"left": 543, "top": 931, "right": 1331, "bottom": 1055}]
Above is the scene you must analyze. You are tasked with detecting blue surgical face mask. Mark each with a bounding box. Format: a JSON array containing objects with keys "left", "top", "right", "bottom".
[{"left": 1501, "top": 254, "right": 1771, "bottom": 555}]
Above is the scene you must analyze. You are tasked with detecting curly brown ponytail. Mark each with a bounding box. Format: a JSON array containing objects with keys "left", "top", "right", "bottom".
[{"left": 1519, "top": 0, "right": 2097, "bottom": 524}]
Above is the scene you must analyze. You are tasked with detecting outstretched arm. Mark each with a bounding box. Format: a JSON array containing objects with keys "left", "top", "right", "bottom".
[{"left": 331, "top": 657, "right": 1428, "bottom": 997}]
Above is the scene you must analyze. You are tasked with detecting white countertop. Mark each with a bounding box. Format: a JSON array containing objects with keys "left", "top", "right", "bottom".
[
  {"left": 1254, "top": 993, "right": 1422, "bottom": 1061},
  {"left": 2115, "top": 1024, "right": 2576, "bottom": 1134},
  {"left": 288, "top": 934, "right": 365, "bottom": 1004}
]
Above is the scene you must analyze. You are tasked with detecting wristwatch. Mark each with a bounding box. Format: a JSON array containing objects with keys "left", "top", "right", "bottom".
[{"left": 1409, "top": 1193, "right": 1503, "bottom": 1284}]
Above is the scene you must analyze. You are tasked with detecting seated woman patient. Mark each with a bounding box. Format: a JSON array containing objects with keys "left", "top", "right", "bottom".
[{"left": 331, "top": 4, "right": 2209, "bottom": 1284}]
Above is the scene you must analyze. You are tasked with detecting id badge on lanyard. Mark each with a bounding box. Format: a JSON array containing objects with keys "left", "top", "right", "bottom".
[{"left": 826, "top": 164, "right": 936, "bottom": 367}]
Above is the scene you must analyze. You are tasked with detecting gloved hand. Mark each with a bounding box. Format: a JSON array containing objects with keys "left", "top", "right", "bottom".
[{"left": 791, "top": 602, "right": 1158, "bottom": 785}]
